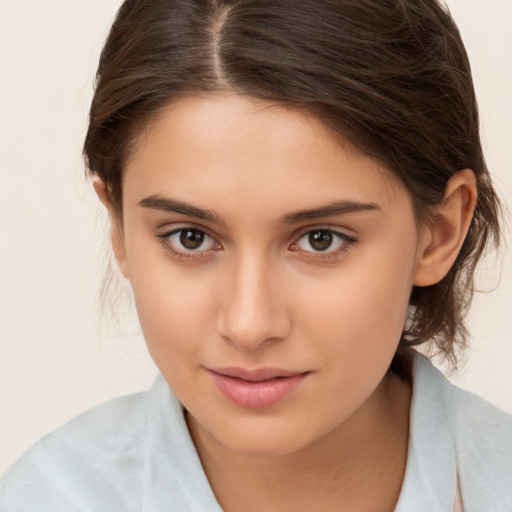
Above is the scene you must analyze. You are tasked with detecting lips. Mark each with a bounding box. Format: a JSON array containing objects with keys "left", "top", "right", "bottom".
[{"left": 208, "top": 367, "right": 309, "bottom": 409}]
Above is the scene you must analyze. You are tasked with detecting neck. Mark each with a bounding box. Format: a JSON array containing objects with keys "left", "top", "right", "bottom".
[{"left": 187, "top": 372, "right": 411, "bottom": 512}]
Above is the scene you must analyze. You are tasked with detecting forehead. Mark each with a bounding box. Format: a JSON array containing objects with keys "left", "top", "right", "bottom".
[{"left": 123, "top": 94, "right": 409, "bottom": 218}]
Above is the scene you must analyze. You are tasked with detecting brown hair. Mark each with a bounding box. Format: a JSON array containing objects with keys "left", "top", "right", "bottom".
[{"left": 84, "top": 0, "right": 501, "bottom": 366}]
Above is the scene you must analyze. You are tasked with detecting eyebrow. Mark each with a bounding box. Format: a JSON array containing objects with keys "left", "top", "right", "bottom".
[
  {"left": 138, "top": 195, "right": 225, "bottom": 225},
  {"left": 279, "top": 200, "right": 380, "bottom": 224},
  {"left": 138, "top": 195, "right": 380, "bottom": 225}
]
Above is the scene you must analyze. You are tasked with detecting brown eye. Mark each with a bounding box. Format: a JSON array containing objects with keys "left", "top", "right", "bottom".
[
  {"left": 159, "top": 228, "right": 217, "bottom": 254},
  {"left": 290, "top": 228, "right": 354, "bottom": 257},
  {"left": 308, "top": 230, "right": 334, "bottom": 251},
  {"left": 180, "top": 229, "right": 205, "bottom": 250}
]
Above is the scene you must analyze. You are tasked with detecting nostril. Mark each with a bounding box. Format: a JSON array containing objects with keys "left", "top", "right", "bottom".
[{"left": 216, "top": 262, "right": 292, "bottom": 349}]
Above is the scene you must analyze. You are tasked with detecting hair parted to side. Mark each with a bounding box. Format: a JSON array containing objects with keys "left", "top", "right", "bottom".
[{"left": 84, "top": 0, "right": 501, "bottom": 368}]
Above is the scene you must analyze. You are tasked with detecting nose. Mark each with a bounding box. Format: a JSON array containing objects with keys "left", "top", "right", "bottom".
[{"left": 216, "top": 252, "right": 292, "bottom": 351}]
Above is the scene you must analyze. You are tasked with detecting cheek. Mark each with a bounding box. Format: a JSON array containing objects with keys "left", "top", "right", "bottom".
[
  {"left": 296, "top": 239, "right": 416, "bottom": 360},
  {"left": 127, "top": 257, "right": 218, "bottom": 368}
]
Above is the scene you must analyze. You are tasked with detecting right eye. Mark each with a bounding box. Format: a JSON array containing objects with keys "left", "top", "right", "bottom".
[{"left": 157, "top": 227, "right": 220, "bottom": 258}]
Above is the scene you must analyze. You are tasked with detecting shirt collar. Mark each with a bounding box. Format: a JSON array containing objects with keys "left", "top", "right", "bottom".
[{"left": 395, "top": 354, "right": 458, "bottom": 511}]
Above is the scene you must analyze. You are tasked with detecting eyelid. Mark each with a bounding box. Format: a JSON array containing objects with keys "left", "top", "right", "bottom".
[
  {"left": 154, "top": 223, "right": 356, "bottom": 263},
  {"left": 289, "top": 226, "right": 357, "bottom": 260},
  {"left": 155, "top": 224, "right": 222, "bottom": 260},
  {"left": 156, "top": 222, "right": 219, "bottom": 243},
  {"left": 292, "top": 224, "right": 356, "bottom": 244}
]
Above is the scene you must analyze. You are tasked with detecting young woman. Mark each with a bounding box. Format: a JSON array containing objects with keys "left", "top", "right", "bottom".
[{"left": 1, "top": 1, "right": 511, "bottom": 510}]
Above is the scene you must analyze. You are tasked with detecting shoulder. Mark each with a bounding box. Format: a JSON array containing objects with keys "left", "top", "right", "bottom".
[
  {"left": 414, "top": 355, "right": 512, "bottom": 508},
  {"left": 447, "top": 376, "right": 512, "bottom": 507},
  {"left": 0, "top": 376, "right": 221, "bottom": 512},
  {"left": 0, "top": 390, "right": 149, "bottom": 512},
  {"left": 429, "top": 360, "right": 512, "bottom": 465},
  {"left": 413, "top": 354, "right": 512, "bottom": 443},
  {"left": 447, "top": 379, "right": 512, "bottom": 444}
]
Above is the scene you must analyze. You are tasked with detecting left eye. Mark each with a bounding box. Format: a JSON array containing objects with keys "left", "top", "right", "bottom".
[
  {"left": 163, "top": 228, "right": 217, "bottom": 252},
  {"left": 293, "top": 229, "right": 350, "bottom": 253}
]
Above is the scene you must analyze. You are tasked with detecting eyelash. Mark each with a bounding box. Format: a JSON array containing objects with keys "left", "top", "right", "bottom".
[
  {"left": 156, "top": 227, "right": 220, "bottom": 262},
  {"left": 290, "top": 227, "right": 357, "bottom": 261},
  {"left": 156, "top": 226, "right": 357, "bottom": 262}
]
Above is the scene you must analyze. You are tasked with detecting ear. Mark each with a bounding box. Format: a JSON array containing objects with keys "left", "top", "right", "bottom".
[
  {"left": 92, "top": 176, "right": 129, "bottom": 279},
  {"left": 413, "top": 169, "right": 477, "bottom": 287}
]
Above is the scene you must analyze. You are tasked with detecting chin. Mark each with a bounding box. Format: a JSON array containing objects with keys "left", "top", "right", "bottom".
[
  {"left": 223, "top": 434, "right": 307, "bottom": 458},
  {"left": 208, "top": 415, "right": 324, "bottom": 458}
]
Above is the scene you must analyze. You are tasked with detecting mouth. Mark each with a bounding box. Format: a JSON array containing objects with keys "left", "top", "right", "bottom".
[{"left": 207, "top": 367, "right": 310, "bottom": 409}]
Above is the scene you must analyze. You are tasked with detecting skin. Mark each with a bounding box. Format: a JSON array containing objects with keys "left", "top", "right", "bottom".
[{"left": 95, "top": 93, "right": 476, "bottom": 511}]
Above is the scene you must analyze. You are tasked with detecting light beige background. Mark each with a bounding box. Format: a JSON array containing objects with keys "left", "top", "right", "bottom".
[{"left": 0, "top": 0, "right": 511, "bottom": 476}]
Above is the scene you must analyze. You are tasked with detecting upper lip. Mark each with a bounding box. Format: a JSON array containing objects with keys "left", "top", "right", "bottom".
[{"left": 209, "top": 367, "right": 308, "bottom": 382}]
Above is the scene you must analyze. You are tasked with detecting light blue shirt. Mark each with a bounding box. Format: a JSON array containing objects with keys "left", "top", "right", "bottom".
[{"left": 1, "top": 355, "right": 511, "bottom": 511}]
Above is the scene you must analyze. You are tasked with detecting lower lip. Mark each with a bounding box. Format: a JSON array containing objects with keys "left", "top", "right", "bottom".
[{"left": 209, "top": 371, "right": 308, "bottom": 409}]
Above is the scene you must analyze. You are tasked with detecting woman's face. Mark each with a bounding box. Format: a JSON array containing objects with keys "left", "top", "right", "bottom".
[{"left": 118, "top": 94, "right": 422, "bottom": 456}]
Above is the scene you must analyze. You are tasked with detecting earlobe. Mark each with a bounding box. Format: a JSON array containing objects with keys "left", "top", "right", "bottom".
[
  {"left": 92, "top": 176, "right": 129, "bottom": 280},
  {"left": 413, "top": 169, "right": 477, "bottom": 287}
]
